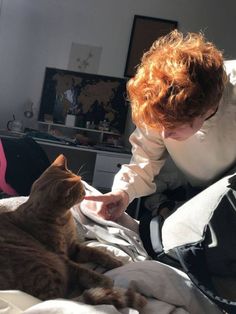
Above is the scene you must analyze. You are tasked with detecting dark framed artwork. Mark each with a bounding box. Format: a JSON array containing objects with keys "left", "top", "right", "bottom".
[
  {"left": 124, "top": 15, "right": 178, "bottom": 77},
  {"left": 38, "top": 67, "right": 128, "bottom": 134}
]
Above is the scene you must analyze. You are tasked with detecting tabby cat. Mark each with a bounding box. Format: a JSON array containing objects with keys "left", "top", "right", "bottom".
[{"left": 0, "top": 154, "right": 146, "bottom": 310}]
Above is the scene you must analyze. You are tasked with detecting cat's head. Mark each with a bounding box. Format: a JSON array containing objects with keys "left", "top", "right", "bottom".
[{"left": 29, "top": 154, "right": 85, "bottom": 213}]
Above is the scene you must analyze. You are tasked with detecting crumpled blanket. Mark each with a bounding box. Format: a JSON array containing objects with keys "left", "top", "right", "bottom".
[
  {"left": 0, "top": 260, "right": 221, "bottom": 314},
  {"left": 71, "top": 180, "right": 148, "bottom": 264}
]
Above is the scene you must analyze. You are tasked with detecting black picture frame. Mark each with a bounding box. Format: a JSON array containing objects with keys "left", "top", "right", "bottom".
[
  {"left": 38, "top": 67, "right": 129, "bottom": 134},
  {"left": 124, "top": 15, "right": 178, "bottom": 78}
]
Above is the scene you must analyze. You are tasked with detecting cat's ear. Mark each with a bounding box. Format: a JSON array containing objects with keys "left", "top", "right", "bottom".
[{"left": 52, "top": 154, "right": 67, "bottom": 169}]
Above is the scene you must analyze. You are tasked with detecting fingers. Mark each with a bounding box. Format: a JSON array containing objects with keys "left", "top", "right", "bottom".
[
  {"left": 99, "top": 203, "right": 121, "bottom": 221},
  {"left": 109, "top": 208, "right": 124, "bottom": 221},
  {"left": 83, "top": 196, "right": 115, "bottom": 220},
  {"left": 83, "top": 191, "right": 125, "bottom": 221},
  {"left": 84, "top": 193, "right": 119, "bottom": 206},
  {"left": 84, "top": 195, "right": 106, "bottom": 202}
]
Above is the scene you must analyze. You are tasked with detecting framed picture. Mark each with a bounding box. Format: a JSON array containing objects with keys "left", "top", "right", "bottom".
[
  {"left": 124, "top": 15, "right": 178, "bottom": 77},
  {"left": 38, "top": 67, "right": 129, "bottom": 134}
]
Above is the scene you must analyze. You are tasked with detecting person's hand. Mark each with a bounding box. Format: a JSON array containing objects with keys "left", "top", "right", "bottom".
[{"left": 83, "top": 190, "right": 129, "bottom": 220}]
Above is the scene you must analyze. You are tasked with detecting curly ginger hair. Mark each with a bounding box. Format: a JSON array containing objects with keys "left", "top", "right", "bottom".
[{"left": 127, "top": 30, "right": 227, "bottom": 130}]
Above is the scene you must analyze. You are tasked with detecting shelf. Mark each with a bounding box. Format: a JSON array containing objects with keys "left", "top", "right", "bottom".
[{"left": 37, "top": 121, "right": 120, "bottom": 136}]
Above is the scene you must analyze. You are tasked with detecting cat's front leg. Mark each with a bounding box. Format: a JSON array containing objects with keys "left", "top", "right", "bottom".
[
  {"left": 66, "top": 259, "right": 113, "bottom": 293},
  {"left": 71, "top": 242, "right": 123, "bottom": 269}
]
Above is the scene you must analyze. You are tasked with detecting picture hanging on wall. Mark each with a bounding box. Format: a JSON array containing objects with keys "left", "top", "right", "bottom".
[
  {"left": 68, "top": 42, "right": 102, "bottom": 74},
  {"left": 124, "top": 15, "right": 178, "bottom": 78}
]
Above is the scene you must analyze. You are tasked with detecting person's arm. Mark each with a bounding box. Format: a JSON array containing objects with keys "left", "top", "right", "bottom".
[
  {"left": 84, "top": 126, "right": 166, "bottom": 220},
  {"left": 112, "top": 126, "right": 167, "bottom": 203}
]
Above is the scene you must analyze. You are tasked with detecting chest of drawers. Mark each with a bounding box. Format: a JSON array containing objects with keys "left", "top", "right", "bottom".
[{"left": 92, "top": 152, "right": 131, "bottom": 190}]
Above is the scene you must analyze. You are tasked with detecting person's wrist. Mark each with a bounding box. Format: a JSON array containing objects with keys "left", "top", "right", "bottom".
[
  {"left": 113, "top": 189, "right": 129, "bottom": 207},
  {"left": 120, "top": 190, "right": 129, "bottom": 205}
]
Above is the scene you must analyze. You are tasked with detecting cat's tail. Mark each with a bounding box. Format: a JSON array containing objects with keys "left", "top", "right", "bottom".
[{"left": 77, "top": 286, "right": 147, "bottom": 311}]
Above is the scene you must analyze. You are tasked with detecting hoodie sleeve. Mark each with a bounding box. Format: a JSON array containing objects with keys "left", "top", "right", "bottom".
[{"left": 112, "top": 126, "right": 167, "bottom": 203}]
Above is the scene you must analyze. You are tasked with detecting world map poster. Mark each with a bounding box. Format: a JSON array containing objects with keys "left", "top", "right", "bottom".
[{"left": 38, "top": 67, "right": 128, "bottom": 134}]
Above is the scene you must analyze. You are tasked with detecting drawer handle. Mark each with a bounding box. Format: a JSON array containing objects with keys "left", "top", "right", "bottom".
[{"left": 117, "top": 163, "right": 122, "bottom": 169}]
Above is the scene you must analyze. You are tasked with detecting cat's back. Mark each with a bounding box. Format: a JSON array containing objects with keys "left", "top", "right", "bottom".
[
  {"left": 0, "top": 211, "right": 44, "bottom": 249},
  {"left": 0, "top": 210, "right": 68, "bottom": 295},
  {"left": 0, "top": 210, "right": 54, "bottom": 278}
]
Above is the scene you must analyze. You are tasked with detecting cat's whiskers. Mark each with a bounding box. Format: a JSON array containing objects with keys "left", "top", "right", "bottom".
[
  {"left": 76, "top": 163, "right": 93, "bottom": 179},
  {"left": 76, "top": 163, "right": 87, "bottom": 176},
  {"left": 78, "top": 170, "right": 90, "bottom": 179}
]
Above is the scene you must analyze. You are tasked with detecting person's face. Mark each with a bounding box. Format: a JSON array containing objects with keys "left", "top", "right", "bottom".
[{"left": 161, "top": 107, "right": 218, "bottom": 141}]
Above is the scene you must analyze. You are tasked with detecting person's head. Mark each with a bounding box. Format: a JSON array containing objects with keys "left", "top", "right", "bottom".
[{"left": 127, "top": 30, "right": 227, "bottom": 141}]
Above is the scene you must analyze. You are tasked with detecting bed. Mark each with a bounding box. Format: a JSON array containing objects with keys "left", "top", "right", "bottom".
[{"left": 0, "top": 182, "right": 222, "bottom": 314}]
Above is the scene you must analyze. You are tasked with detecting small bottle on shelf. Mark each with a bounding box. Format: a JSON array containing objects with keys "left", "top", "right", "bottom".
[{"left": 86, "top": 121, "right": 90, "bottom": 128}]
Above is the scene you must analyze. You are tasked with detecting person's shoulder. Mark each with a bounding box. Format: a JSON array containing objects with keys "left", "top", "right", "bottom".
[{"left": 134, "top": 125, "right": 163, "bottom": 142}]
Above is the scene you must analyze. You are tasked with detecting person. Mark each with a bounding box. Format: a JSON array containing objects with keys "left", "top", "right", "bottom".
[{"left": 84, "top": 30, "right": 236, "bottom": 221}]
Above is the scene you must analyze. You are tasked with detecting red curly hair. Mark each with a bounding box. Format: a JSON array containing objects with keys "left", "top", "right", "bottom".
[{"left": 127, "top": 30, "right": 227, "bottom": 130}]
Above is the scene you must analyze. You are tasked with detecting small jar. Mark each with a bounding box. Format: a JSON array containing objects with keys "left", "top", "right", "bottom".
[{"left": 86, "top": 121, "right": 90, "bottom": 128}]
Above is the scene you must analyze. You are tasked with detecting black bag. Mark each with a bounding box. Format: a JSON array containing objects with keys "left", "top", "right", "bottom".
[
  {"left": 1, "top": 136, "right": 50, "bottom": 196},
  {"left": 140, "top": 172, "right": 236, "bottom": 314}
]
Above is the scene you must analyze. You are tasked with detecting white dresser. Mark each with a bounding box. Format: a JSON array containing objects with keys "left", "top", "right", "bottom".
[
  {"left": 92, "top": 151, "right": 140, "bottom": 218},
  {"left": 92, "top": 152, "right": 131, "bottom": 191}
]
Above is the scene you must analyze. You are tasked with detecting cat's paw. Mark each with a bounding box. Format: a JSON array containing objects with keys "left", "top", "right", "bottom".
[{"left": 78, "top": 287, "right": 147, "bottom": 310}]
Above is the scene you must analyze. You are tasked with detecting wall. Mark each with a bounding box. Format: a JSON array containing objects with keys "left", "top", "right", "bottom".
[{"left": 0, "top": 0, "right": 236, "bottom": 142}]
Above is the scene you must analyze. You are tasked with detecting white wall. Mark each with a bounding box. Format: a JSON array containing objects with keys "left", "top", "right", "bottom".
[{"left": 0, "top": 0, "right": 236, "bottom": 135}]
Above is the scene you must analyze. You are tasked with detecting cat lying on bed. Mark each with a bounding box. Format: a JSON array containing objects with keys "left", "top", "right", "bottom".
[{"left": 0, "top": 154, "right": 146, "bottom": 310}]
